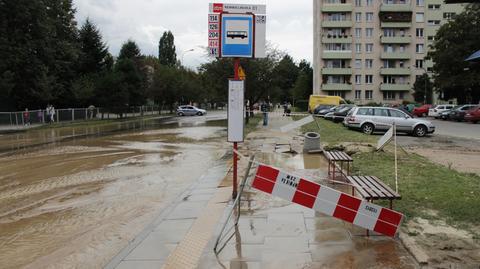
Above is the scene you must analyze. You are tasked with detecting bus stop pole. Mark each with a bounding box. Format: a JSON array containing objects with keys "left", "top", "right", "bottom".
[{"left": 232, "top": 57, "right": 240, "bottom": 199}]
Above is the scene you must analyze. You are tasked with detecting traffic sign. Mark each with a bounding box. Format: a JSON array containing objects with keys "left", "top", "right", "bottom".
[
  {"left": 208, "top": 13, "right": 220, "bottom": 57},
  {"left": 221, "top": 14, "right": 254, "bottom": 58},
  {"left": 209, "top": 3, "right": 266, "bottom": 14}
]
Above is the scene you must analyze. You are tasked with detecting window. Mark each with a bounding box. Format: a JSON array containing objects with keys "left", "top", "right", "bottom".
[
  {"left": 355, "top": 90, "right": 362, "bottom": 99},
  {"left": 428, "top": 4, "right": 441, "bottom": 10},
  {"left": 416, "top": 44, "right": 424, "bottom": 53},
  {"left": 366, "top": 28, "right": 373, "bottom": 38},
  {"left": 416, "top": 28, "right": 424, "bottom": 38},
  {"left": 399, "top": 92, "right": 405, "bottom": 99},
  {"left": 383, "top": 92, "right": 396, "bottom": 100},
  {"left": 428, "top": 20, "right": 441, "bottom": 26},
  {"left": 355, "top": 75, "right": 362, "bottom": 84},
  {"left": 389, "top": 109, "right": 406, "bottom": 118},
  {"left": 366, "top": 43, "right": 373, "bottom": 53},
  {"left": 365, "top": 59, "right": 373, "bottom": 68},
  {"left": 399, "top": 61, "right": 405, "bottom": 68},
  {"left": 366, "top": 13, "right": 374, "bottom": 22},
  {"left": 444, "top": 12, "right": 456, "bottom": 20},
  {"left": 416, "top": 59, "right": 424, "bottom": 68},
  {"left": 427, "top": 36, "right": 435, "bottom": 41},
  {"left": 355, "top": 12, "right": 362, "bottom": 22},
  {"left": 355, "top": 28, "right": 362, "bottom": 38},
  {"left": 383, "top": 75, "right": 396, "bottom": 84},
  {"left": 355, "top": 43, "right": 362, "bottom": 53},
  {"left": 366, "top": 0, "right": 372, "bottom": 6},
  {"left": 355, "top": 0, "right": 362, "bottom": 6},
  {"left": 384, "top": 45, "right": 394, "bottom": 53},
  {"left": 384, "top": 29, "right": 395, "bottom": 37},
  {"left": 365, "top": 75, "right": 373, "bottom": 84},
  {"left": 375, "top": 108, "right": 390, "bottom": 116},
  {"left": 365, "top": 90, "right": 373, "bottom": 100},
  {"left": 427, "top": 67, "right": 433, "bottom": 72},
  {"left": 416, "top": 0, "right": 424, "bottom": 6},
  {"left": 416, "top": 13, "right": 424, "bottom": 22},
  {"left": 355, "top": 59, "right": 362, "bottom": 68}
]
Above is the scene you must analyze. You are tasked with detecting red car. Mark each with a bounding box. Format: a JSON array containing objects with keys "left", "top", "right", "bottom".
[
  {"left": 464, "top": 106, "right": 480, "bottom": 123},
  {"left": 413, "top": 104, "right": 433, "bottom": 117}
]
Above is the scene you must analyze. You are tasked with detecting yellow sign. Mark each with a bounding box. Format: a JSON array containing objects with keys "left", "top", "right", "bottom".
[{"left": 238, "top": 66, "right": 246, "bottom": 80}]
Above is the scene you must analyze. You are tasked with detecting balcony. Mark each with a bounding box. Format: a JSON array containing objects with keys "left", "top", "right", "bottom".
[
  {"left": 380, "top": 35, "right": 412, "bottom": 44},
  {"left": 380, "top": 68, "right": 411, "bottom": 76},
  {"left": 380, "top": 52, "right": 411, "bottom": 59},
  {"left": 322, "top": 51, "right": 352, "bottom": 59},
  {"left": 321, "top": 4, "right": 353, "bottom": 12},
  {"left": 322, "top": 68, "right": 352, "bottom": 75},
  {"left": 322, "top": 36, "right": 352, "bottom": 44},
  {"left": 380, "top": 22, "right": 412, "bottom": 28},
  {"left": 380, "top": 83, "right": 411, "bottom": 91},
  {"left": 380, "top": 3, "right": 412, "bottom": 12},
  {"left": 322, "top": 83, "right": 353, "bottom": 91},
  {"left": 321, "top": 20, "right": 353, "bottom": 28}
]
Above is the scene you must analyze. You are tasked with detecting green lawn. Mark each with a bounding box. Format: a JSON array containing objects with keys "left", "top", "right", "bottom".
[{"left": 302, "top": 117, "right": 480, "bottom": 230}]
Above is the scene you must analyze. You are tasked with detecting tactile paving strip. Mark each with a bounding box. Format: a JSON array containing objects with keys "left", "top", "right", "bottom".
[{"left": 161, "top": 187, "right": 231, "bottom": 269}]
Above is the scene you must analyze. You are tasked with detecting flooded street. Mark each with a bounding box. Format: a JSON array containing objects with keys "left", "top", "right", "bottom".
[{"left": 0, "top": 114, "right": 229, "bottom": 268}]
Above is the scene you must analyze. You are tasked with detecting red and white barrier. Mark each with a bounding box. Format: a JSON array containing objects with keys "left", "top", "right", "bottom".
[{"left": 252, "top": 164, "right": 403, "bottom": 237}]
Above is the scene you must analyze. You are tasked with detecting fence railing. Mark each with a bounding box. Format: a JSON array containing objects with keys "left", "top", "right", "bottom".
[{"left": 0, "top": 106, "right": 167, "bottom": 127}]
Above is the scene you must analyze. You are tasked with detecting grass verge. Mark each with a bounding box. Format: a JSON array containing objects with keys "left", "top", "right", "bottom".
[{"left": 302, "top": 117, "right": 480, "bottom": 230}]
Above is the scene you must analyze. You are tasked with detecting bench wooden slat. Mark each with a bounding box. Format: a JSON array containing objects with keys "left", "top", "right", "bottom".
[
  {"left": 347, "top": 176, "right": 372, "bottom": 198},
  {"left": 368, "top": 176, "right": 401, "bottom": 199},
  {"left": 350, "top": 176, "right": 385, "bottom": 199},
  {"left": 360, "top": 176, "right": 389, "bottom": 198},
  {"left": 325, "top": 150, "right": 352, "bottom": 162}
]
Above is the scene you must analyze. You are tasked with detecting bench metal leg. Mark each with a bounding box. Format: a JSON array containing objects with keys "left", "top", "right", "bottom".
[{"left": 389, "top": 200, "right": 393, "bottom": 210}]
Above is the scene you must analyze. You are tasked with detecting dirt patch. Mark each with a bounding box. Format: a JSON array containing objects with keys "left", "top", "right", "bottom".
[
  {"left": 406, "top": 217, "right": 480, "bottom": 268},
  {"left": 408, "top": 148, "right": 480, "bottom": 174}
]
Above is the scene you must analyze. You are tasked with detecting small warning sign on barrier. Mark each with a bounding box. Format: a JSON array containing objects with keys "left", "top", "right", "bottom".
[{"left": 252, "top": 164, "right": 403, "bottom": 237}]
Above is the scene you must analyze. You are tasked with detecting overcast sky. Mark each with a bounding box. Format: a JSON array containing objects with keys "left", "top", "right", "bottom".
[{"left": 73, "top": 0, "right": 313, "bottom": 69}]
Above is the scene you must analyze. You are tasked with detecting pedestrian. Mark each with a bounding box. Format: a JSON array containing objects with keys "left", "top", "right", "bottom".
[
  {"left": 261, "top": 100, "right": 269, "bottom": 126},
  {"left": 23, "top": 108, "right": 30, "bottom": 126},
  {"left": 49, "top": 105, "right": 56, "bottom": 123},
  {"left": 88, "top": 105, "right": 95, "bottom": 120},
  {"left": 37, "top": 109, "right": 43, "bottom": 123},
  {"left": 283, "top": 102, "right": 288, "bottom": 116}
]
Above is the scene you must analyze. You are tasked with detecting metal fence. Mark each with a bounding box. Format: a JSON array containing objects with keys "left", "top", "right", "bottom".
[{"left": 0, "top": 106, "right": 165, "bottom": 127}]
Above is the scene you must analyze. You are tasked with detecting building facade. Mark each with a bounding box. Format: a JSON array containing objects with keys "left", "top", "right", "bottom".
[{"left": 313, "top": 0, "right": 467, "bottom": 104}]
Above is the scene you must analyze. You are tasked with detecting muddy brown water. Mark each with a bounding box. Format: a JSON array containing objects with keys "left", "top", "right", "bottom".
[{"left": 0, "top": 118, "right": 229, "bottom": 268}]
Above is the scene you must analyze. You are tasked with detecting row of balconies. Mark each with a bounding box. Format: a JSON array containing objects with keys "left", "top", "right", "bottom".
[
  {"left": 321, "top": 21, "right": 413, "bottom": 28},
  {"left": 320, "top": 3, "right": 412, "bottom": 13},
  {"left": 321, "top": 67, "right": 412, "bottom": 75},
  {"left": 322, "top": 35, "right": 411, "bottom": 44},
  {"left": 322, "top": 51, "right": 411, "bottom": 59},
  {"left": 321, "top": 83, "right": 411, "bottom": 91}
]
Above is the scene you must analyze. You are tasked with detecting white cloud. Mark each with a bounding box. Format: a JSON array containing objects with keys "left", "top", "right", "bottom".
[{"left": 73, "top": 0, "right": 312, "bottom": 69}]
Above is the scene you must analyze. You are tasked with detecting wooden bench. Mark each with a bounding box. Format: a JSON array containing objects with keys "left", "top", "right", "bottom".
[
  {"left": 346, "top": 175, "right": 401, "bottom": 209},
  {"left": 324, "top": 151, "right": 353, "bottom": 180}
]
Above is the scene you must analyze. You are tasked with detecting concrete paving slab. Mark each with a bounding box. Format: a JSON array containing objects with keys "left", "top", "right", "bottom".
[
  {"left": 264, "top": 236, "right": 310, "bottom": 252},
  {"left": 153, "top": 218, "right": 195, "bottom": 232},
  {"left": 115, "top": 260, "right": 165, "bottom": 269},
  {"left": 124, "top": 242, "right": 177, "bottom": 261},
  {"left": 261, "top": 252, "right": 312, "bottom": 269},
  {"left": 166, "top": 200, "right": 209, "bottom": 220}
]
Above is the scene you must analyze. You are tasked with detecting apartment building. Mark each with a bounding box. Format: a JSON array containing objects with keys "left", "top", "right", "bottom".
[{"left": 313, "top": 0, "right": 467, "bottom": 104}]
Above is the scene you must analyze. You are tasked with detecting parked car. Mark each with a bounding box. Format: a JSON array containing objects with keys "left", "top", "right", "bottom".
[
  {"left": 332, "top": 105, "right": 356, "bottom": 123},
  {"left": 428, "top": 104, "right": 456, "bottom": 118},
  {"left": 438, "top": 107, "right": 458, "bottom": 120},
  {"left": 412, "top": 104, "right": 432, "bottom": 117},
  {"left": 464, "top": 106, "right": 480, "bottom": 123},
  {"left": 176, "top": 105, "right": 207, "bottom": 116},
  {"left": 344, "top": 107, "right": 435, "bottom": 137},
  {"left": 313, "top": 105, "right": 335, "bottom": 117},
  {"left": 324, "top": 105, "right": 346, "bottom": 121},
  {"left": 447, "top": 105, "right": 478, "bottom": 121}
]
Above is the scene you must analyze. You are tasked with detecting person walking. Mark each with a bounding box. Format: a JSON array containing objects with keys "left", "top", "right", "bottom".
[
  {"left": 50, "top": 105, "right": 55, "bottom": 123},
  {"left": 23, "top": 108, "right": 30, "bottom": 126},
  {"left": 261, "top": 100, "right": 269, "bottom": 126}
]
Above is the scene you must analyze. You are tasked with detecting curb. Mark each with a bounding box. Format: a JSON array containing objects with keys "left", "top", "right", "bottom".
[{"left": 399, "top": 232, "right": 429, "bottom": 266}]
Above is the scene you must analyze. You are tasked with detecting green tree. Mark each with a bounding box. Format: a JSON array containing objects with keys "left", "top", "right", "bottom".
[
  {"left": 118, "top": 40, "right": 141, "bottom": 60},
  {"left": 413, "top": 73, "right": 434, "bottom": 104},
  {"left": 293, "top": 60, "right": 313, "bottom": 102},
  {"left": 0, "top": 0, "right": 79, "bottom": 110},
  {"left": 271, "top": 55, "right": 300, "bottom": 103},
  {"left": 158, "top": 31, "right": 177, "bottom": 67},
  {"left": 78, "top": 18, "right": 109, "bottom": 74},
  {"left": 429, "top": 4, "right": 480, "bottom": 103}
]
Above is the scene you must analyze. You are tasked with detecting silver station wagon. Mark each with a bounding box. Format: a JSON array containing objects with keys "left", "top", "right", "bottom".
[{"left": 344, "top": 107, "right": 435, "bottom": 137}]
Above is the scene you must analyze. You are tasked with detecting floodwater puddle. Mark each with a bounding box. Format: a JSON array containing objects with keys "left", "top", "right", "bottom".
[{"left": 0, "top": 121, "right": 228, "bottom": 268}]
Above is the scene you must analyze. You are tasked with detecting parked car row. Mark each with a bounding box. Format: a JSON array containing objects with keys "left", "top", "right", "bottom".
[
  {"left": 434, "top": 105, "right": 480, "bottom": 123},
  {"left": 313, "top": 104, "right": 436, "bottom": 137}
]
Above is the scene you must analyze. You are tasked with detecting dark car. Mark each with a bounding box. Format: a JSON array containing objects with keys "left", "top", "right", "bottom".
[
  {"left": 313, "top": 105, "right": 335, "bottom": 117},
  {"left": 465, "top": 106, "right": 480, "bottom": 123},
  {"left": 448, "top": 105, "right": 477, "bottom": 121},
  {"left": 332, "top": 105, "right": 356, "bottom": 123},
  {"left": 324, "top": 105, "right": 350, "bottom": 121}
]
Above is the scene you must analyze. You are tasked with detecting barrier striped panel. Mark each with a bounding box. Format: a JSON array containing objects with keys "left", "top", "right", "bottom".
[{"left": 252, "top": 164, "right": 403, "bottom": 237}]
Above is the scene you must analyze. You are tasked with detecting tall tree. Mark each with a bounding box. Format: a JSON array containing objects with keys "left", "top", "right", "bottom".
[
  {"left": 158, "top": 31, "right": 177, "bottom": 67},
  {"left": 429, "top": 4, "right": 480, "bottom": 103},
  {"left": 78, "top": 18, "right": 109, "bottom": 74},
  {"left": 413, "top": 73, "right": 434, "bottom": 104},
  {"left": 0, "top": 0, "right": 80, "bottom": 110},
  {"left": 118, "top": 40, "right": 141, "bottom": 60},
  {"left": 271, "top": 55, "right": 300, "bottom": 103}
]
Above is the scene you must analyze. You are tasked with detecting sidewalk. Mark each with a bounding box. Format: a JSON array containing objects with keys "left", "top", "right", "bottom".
[{"left": 105, "top": 113, "right": 418, "bottom": 269}]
